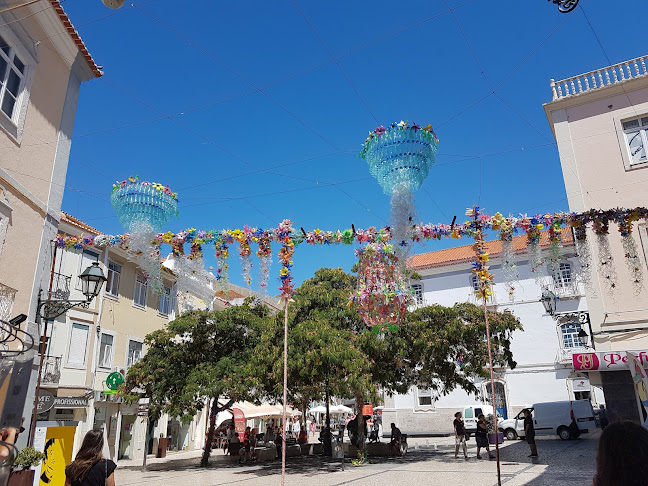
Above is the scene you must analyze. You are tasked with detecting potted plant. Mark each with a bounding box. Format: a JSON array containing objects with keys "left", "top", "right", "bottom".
[
  {"left": 9, "top": 447, "right": 45, "bottom": 486},
  {"left": 486, "top": 415, "right": 504, "bottom": 445}
]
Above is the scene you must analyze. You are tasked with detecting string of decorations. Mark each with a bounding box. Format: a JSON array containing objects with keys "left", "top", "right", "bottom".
[{"left": 56, "top": 207, "right": 648, "bottom": 303}]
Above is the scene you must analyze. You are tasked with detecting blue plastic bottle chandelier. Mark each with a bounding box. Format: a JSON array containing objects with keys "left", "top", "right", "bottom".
[
  {"left": 111, "top": 176, "right": 178, "bottom": 292},
  {"left": 111, "top": 176, "right": 178, "bottom": 235},
  {"left": 360, "top": 121, "right": 438, "bottom": 258}
]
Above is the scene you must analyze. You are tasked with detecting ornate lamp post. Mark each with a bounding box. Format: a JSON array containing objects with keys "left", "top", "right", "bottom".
[{"left": 28, "top": 262, "right": 107, "bottom": 445}]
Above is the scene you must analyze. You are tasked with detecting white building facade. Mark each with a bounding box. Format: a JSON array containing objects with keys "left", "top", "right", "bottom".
[{"left": 383, "top": 231, "right": 602, "bottom": 433}]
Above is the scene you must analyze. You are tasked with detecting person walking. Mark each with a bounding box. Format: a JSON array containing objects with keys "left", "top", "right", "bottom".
[
  {"left": 475, "top": 414, "right": 494, "bottom": 459},
  {"left": 454, "top": 412, "right": 468, "bottom": 459},
  {"left": 523, "top": 409, "right": 538, "bottom": 458},
  {"left": 594, "top": 420, "right": 648, "bottom": 485},
  {"left": 65, "top": 429, "right": 116, "bottom": 486}
]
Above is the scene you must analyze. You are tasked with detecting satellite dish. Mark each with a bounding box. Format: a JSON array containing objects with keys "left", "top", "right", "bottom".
[{"left": 102, "top": 0, "right": 125, "bottom": 8}]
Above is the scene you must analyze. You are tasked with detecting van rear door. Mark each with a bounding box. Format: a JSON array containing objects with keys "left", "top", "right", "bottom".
[{"left": 571, "top": 400, "right": 596, "bottom": 431}]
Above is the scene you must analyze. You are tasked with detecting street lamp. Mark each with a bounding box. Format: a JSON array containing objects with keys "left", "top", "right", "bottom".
[
  {"left": 578, "top": 329, "right": 590, "bottom": 348},
  {"left": 540, "top": 289, "right": 557, "bottom": 316},
  {"left": 37, "top": 262, "right": 107, "bottom": 320},
  {"left": 102, "top": 0, "right": 126, "bottom": 8},
  {"left": 29, "top": 262, "right": 107, "bottom": 445}
]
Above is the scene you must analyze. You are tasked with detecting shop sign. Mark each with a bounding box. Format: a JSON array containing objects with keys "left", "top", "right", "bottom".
[
  {"left": 573, "top": 350, "right": 648, "bottom": 371},
  {"left": 232, "top": 407, "right": 245, "bottom": 441},
  {"left": 572, "top": 378, "right": 589, "bottom": 391},
  {"left": 37, "top": 390, "right": 55, "bottom": 413},
  {"left": 54, "top": 396, "right": 89, "bottom": 408}
]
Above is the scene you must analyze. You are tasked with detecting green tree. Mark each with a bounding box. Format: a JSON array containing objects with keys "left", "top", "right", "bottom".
[
  {"left": 121, "top": 302, "right": 269, "bottom": 466},
  {"left": 253, "top": 268, "right": 522, "bottom": 452}
]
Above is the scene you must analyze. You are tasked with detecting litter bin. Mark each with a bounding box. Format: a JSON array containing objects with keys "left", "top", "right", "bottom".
[{"left": 157, "top": 438, "right": 169, "bottom": 458}]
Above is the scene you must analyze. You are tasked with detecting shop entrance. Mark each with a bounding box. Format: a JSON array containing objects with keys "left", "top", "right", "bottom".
[{"left": 118, "top": 415, "right": 136, "bottom": 459}]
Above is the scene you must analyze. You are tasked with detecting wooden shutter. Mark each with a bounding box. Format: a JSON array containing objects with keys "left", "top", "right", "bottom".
[{"left": 67, "top": 323, "right": 89, "bottom": 366}]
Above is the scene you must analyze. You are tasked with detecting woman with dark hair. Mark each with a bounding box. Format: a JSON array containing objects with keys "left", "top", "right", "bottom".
[
  {"left": 594, "top": 420, "right": 648, "bottom": 486},
  {"left": 65, "top": 429, "right": 116, "bottom": 486}
]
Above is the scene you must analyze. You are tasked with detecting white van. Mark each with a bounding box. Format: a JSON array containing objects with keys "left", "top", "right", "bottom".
[
  {"left": 461, "top": 405, "right": 484, "bottom": 437},
  {"left": 498, "top": 400, "right": 596, "bottom": 441}
]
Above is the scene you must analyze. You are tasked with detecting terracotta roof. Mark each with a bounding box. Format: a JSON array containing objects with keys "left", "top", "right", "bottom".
[
  {"left": 215, "top": 289, "right": 246, "bottom": 300},
  {"left": 60, "top": 211, "right": 101, "bottom": 235},
  {"left": 408, "top": 227, "right": 574, "bottom": 270},
  {"left": 48, "top": 0, "right": 103, "bottom": 78}
]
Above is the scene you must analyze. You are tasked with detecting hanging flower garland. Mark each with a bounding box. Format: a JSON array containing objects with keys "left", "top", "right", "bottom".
[
  {"left": 592, "top": 213, "right": 618, "bottom": 297},
  {"left": 467, "top": 207, "right": 494, "bottom": 304},
  {"left": 616, "top": 209, "right": 645, "bottom": 296},
  {"left": 492, "top": 212, "right": 518, "bottom": 301},
  {"left": 522, "top": 216, "right": 545, "bottom": 286},
  {"left": 256, "top": 230, "right": 274, "bottom": 293},
  {"left": 56, "top": 207, "right": 648, "bottom": 301},
  {"left": 545, "top": 215, "right": 566, "bottom": 282},
  {"left": 351, "top": 243, "right": 412, "bottom": 333},
  {"left": 230, "top": 227, "right": 255, "bottom": 287},
  {"left": 276, "top": 220, "right": 295, "bottom": 300}
]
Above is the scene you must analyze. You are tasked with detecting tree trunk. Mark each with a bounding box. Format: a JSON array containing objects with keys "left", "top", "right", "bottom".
[
  {"left": 201, "top": 397, "right": 235, "bottom": 467},
  {"left": 200, "top": 395, "right": 217, "bottom": 467},
  {"left": 355, "top": 394, "right": 366, "bottom": 452}
]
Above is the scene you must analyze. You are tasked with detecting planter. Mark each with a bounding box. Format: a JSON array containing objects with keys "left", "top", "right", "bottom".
[
  {"left": 156, "top": 438, "right": 169, "bottom": 458},
  {"left": 488, "top": 432, "right": 504, "bottom": 445},
  {"left": 8, "top": 469, "right": 35, "bottom": 486}
]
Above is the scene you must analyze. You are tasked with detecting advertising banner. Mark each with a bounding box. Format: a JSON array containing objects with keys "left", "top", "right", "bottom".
[
  {"left": 33, "top": 425, "right": 77, "bottom": 486},
  {"left": 232, "top": 408, "right": 246, "bottom": 441},
  {"left": 572, "top": 350, "right": 648, "bottom": 371}
]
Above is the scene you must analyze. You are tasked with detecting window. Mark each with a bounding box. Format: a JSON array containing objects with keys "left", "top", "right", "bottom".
[
  {"left": 133, "top": 274, "right": 148, "bottom": 308},
  {"left": 471, "top": 275, "right": 480, "bottom": 292},
  {"left": 416, "top": 386, "right": 432, "bottom": 406},
  {"left": 411, "top": 284, "right": 423, "bottom": 305},
  {"left": 622, "top": 116, "right": 648, "bottom": 166},
  {"left": 98, "top": 333, "right": 114, "bottom": 369},
  {"left": 158, "top": 286, "right": 172, "bottom": 316},
  {"left": 76, "top": 250, "right": 99, "bottom": 290},
  {"left": 560, "top": 322, "right": 582, "bottom": 348},
  {"left": 67, "top": 323, "right": 89, "bottom": 367},
  {"left": 127, "top": 340, "right": 143, "bottom": 368},
  {"left": 0, "top": 34, "right": 26, "bottom": 122},
  {"left": 552, "top": 262, "right": 572, "bottom": 288},
  {"left": 106, "top": 261, "right": 121, "bottom": 297}
]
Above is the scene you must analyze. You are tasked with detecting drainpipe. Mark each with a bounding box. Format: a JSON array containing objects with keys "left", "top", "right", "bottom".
[{"left": 87, "top": 249, "right": 109, "bottom": 429}]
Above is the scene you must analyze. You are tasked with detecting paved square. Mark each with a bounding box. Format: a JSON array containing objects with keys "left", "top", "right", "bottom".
[{"left": 116, "top": 432, "right": 598, "bottom": 485}]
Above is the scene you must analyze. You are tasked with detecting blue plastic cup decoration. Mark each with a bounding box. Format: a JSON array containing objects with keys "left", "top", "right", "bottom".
[
  {"left": 111, "top": 177, "right": 178, "bottom": 235},
  {"left": 360, "top": 121, "right": 438, "bottom": 196},
  {"left": 360, "top": 121, "right": 438, "bottom": 261}
]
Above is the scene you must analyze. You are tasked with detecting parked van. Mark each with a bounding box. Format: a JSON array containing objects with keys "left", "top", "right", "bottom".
[
  {"left": 498, "top": 400, "right": 596, "bottom": 441},
  {"left": 461, "top": 405, "right": 484, "bottom": 436}
]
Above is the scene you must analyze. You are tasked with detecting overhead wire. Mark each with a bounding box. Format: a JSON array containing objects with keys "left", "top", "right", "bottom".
[{"left": 291, "top": 0, "right": 379, "bottom": 124}]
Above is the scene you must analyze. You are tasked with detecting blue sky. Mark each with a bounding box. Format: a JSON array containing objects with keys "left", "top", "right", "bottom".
[{"left": 60, "top": 0, "right": 648, "bottom": 290}]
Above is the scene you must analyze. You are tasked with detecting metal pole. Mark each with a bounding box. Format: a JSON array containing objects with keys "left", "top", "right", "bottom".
[
  {"left": 483, "top": 304, "right": 501, "bottom": 486},
  {"left": 324, "top": 375, "right": 331, "bottom": 456},
  {"left": 28, "top": 293, "right": 46, "bottom": 447},
  {"left": 280, "top": 298, "right": 289, "bottom": 486},
  {"left": 29, "top": 245, "right": 57, "bottom": 447}
]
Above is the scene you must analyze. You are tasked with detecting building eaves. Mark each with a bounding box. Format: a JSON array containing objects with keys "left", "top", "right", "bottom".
[
  {"left": 48, "top": 0, "right": 103, "bottom": 78},
  {"left": 60, "top": 211, "right": 101, "bottom": 235}
]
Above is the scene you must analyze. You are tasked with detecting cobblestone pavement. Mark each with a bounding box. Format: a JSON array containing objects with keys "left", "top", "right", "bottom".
[{"left": 116, "top": 432, "right": 599, "bottom": 486}]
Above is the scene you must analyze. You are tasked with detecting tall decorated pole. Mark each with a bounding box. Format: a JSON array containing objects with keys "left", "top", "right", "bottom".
[
  {"left": 467, "top": 206, "right": 501, "bottom": 486},
  {"left": 111, "top": 176, "right": 178, "bottom": 292}
]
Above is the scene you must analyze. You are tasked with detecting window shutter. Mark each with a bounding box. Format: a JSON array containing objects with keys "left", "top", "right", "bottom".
[{"left": 67, "top": 324, "right": 89, "bottom": 366}]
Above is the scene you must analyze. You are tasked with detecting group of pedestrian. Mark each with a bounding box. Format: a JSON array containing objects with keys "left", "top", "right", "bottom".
[{"left": 453, "top": 411, "right": 496, "bottom": 460}]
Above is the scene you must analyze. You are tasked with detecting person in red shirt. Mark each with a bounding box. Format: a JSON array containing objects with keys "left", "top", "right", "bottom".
[
  {"left": 238, "top": 426, "right": 252, "bottom": 464},
  {"left": 298, "top": 427, "right": 308, "bottom": 444}
]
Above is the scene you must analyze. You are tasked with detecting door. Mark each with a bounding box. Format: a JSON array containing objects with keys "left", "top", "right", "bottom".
[
  {"left": 118, "top": 415, "right": 136, "bottom": 459},
  {"left": 485, "top": 382, "right": 508, "bottom": 420},
  {"left": 514, "top": 410, "right": 527, "bottom": 436}
]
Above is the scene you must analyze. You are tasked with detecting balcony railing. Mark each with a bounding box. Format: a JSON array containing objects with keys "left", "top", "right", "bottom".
[
  {"left": 50, "top": 273, "right": 71, "bottom": 300},
  {"left": 555, "top": 346, "right": 587, "bottom": 366},
  {"left": 545, "top": 280, "right": 581, "bottom": 299},
  {"left": 42, "top": 356, "right": 61, "bottom": 385},
  {"left": 551, "top": 55, "right": 648, "bottom": 100}
]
